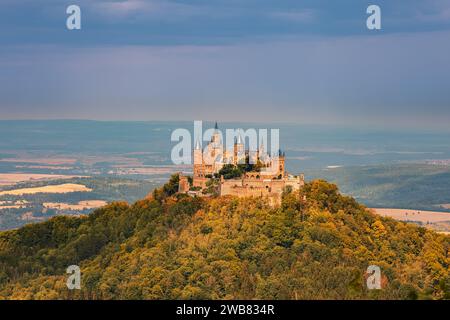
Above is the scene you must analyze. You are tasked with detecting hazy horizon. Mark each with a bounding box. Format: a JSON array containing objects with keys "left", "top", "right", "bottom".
[{"left": 1, "top": 118, "right": 450, "bottom": 134}]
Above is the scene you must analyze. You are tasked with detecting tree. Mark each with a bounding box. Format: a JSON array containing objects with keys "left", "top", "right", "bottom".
[
  {"left": 0, "top": 179, "right": 448, "bottom": 300},
  {"left": 218, "top": 164, "right": 243, "bottom": 180}
]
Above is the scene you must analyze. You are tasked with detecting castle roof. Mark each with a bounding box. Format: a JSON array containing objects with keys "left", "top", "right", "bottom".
[
  {"left": 236, "top": 133, "right": 243, "bottom": 144},
  {"left": 194, "top": 139, "right": 202, "bottom": 150}
]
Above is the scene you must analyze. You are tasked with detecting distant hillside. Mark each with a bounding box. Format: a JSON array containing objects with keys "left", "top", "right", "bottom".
[
  {"left": 308, "top": 164, "right": 450, "bottom": 212},
  {"left": 0, "top": 177, "right": 159, "bottom": 230},
  {"left": 0, "top": 177, "right": 448, "bottom": 299}
]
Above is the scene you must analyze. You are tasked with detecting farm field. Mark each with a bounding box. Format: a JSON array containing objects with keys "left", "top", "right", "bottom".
[
  {"left": 371, "top": 208, "right": 450, "bottom": 233},
  {"left": 0, "top": 173, "right": 85, "bottom": 186},
  {"left": 372, "top": 208, "right": 450, "bottom": 223},
  {"left": 0, "top": 183, "right": 92, "bottom": 196}
]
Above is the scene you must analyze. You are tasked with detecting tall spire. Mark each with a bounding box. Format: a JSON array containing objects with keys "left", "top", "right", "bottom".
[
  {"left": 214, "top": 121, "right": 218, "bottom": 130},
  {"left": 237, "top": 133, "right": 243, "bottom": 144},
  {"left": 195, "top": 138, "right": 201, "bottom": 150}
]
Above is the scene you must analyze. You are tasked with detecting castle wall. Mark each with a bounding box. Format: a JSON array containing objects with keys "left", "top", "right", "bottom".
[
  {"left": 193, "top": 176, "right": 209, "bottom": 189},
  {"left": 285, "top": 175, "right": 305, "bottom": 191},
  {"left": 219, "top": 177, "right": 301, "bottom": 206},
  {"left": 178, "top": 175, "right": 190, "bottom": 193}
]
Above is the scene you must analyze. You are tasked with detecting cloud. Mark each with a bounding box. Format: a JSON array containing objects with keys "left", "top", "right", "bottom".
[
  {"left": 95, "top": 0, "right": 151, "bottom": 16},
  {"left": 1, "top": 0, "right": 450, "bottom": 130},
  {"left": 1, "top": 29, "right": 449, "bottom": 129},
  {"left": 269, "top": 9, "right": 316, "bottom": 23},
  {"left": 2, "top": 0, "right": 450, "bottom": 47},
  {"left": 90, "top": 0, "right": 207, "bottom": 21}
]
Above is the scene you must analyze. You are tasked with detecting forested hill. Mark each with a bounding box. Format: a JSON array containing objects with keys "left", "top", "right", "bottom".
[{"left": 0, "top": 177, "right": 448, "bottom": 300}]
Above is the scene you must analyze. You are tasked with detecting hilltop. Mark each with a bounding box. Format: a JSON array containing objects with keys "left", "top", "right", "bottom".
[{"left": 0, "top": 176, "right": 448, "bottom": 299}]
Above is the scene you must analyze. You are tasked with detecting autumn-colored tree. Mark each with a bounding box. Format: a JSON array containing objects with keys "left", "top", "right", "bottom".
[{"left": 0, "top": 180, "right": 448, "bottom": 300}]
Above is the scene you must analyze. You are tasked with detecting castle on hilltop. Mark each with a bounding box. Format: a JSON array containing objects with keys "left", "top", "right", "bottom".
[{"left": 179, "top": 123, "right": 304, "bottom": 205}]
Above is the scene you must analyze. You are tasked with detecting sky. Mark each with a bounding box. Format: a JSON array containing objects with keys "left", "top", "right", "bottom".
[{"left": 0, "top": 0, "right": 450, "bottom": 129}]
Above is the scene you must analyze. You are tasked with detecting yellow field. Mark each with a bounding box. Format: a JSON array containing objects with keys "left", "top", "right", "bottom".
[
  {"left": 0, "top": 183, "right": 92, "bottom": 196},
  {"left": 371, "top": 208, "right": 450, "bottom": 223},
  {"left": 0, "top": 200, "right": 29, "bottom": 210},
  {"left": 0, "top": 173, "right": 84, "bottom": 186},
  {"left": 43, "top": 200, "right": 107, "bottom": 211},
  {"left": 0, "top": 205, "right": 23, "bottom": 209},
  {"left": 0, "top": 158, "right": 76, "bottom": 165}
]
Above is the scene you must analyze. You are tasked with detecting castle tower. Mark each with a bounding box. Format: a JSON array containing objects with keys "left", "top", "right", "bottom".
[
  {"left": 257, "top": 140, "right": 269, "bottom": 164},
  {"left": 211, "top": 122, "right": 221, "bottom": 145},
  {"left": 249, "top": 148, "right": 258, "bottom": 164},
  {"left": 278, "top": 149, "right": 285, "bottom": 178},
  {"left": 210, "top": 122, "right": 224, "bottom": 172},
  {"left": 233, "top": 134, "right": 245, "bottom": 165},
  {"left": 193, "top": 138, "right": 203, "bottom": 178},
  {"left": 178, "top": 174, "right": 190, "bottom": 193},
  {"left": 194, "top": 139, "right": 202, "bottom": 165}
]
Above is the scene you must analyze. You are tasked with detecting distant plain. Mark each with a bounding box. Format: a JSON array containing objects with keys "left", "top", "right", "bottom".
[{"left": 1, "top": 120, "right": 450, "bottom": 231}]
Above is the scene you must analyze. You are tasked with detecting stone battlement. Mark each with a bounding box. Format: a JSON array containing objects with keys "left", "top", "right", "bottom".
[{"left": 219, "top": 174, "right": 304, "bottom": 206}]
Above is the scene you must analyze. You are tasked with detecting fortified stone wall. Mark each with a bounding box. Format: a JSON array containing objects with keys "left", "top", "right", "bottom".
[{"left": 219, "top": 176, "right": 304, "bottom": 206}]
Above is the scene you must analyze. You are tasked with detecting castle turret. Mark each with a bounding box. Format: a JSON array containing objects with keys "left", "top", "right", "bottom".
[
  {"left": 278, "top": 149, "right": 285, "bottom": 177},
  {"left": 194, "top": 138, "right": 202, "bottom": 164},
  {"left": 233, "top": 134, "right": 245, "bottom": 165},
  {"left": 259, "top": 141, "right": 264, "bottom": 156},
  {"left": 257, "top": 140, "right": 269, "bottom": 164},
  {"left": 211, "top": 122, "right": 221, "bottom": 145},
  {"left": 193, "top": 138, "right": 204, "bottom": 179}
]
